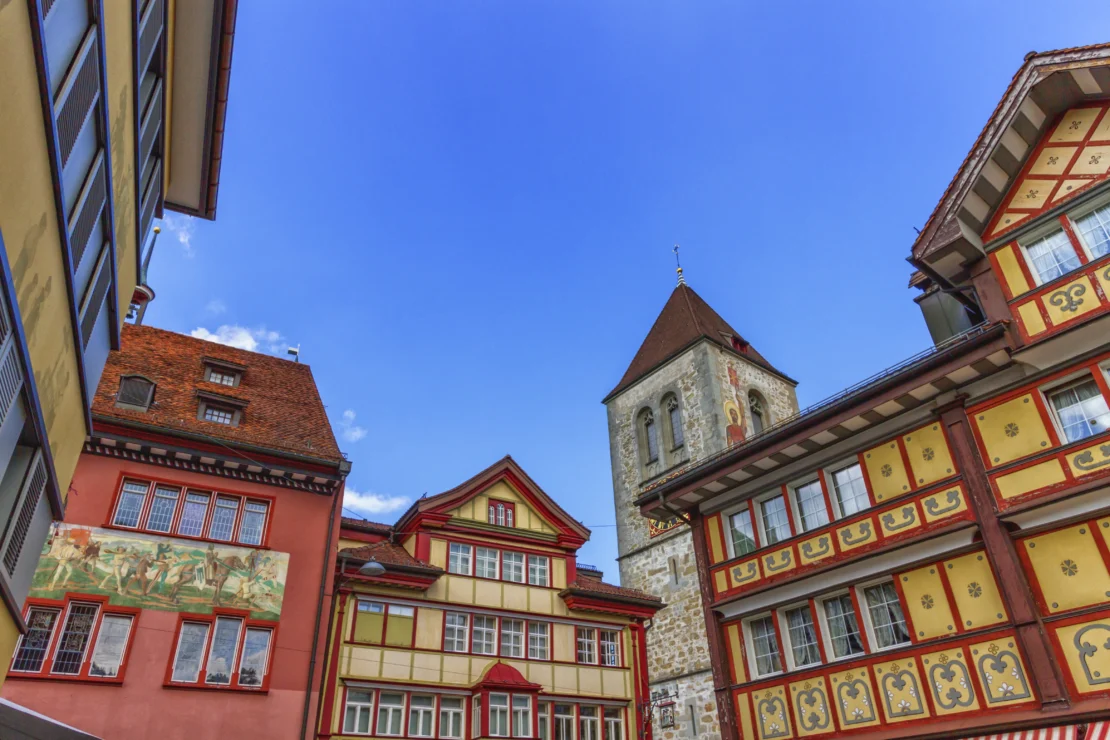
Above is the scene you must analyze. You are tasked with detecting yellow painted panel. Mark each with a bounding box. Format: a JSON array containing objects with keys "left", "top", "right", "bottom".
[
  {"left": 969, "top": 637, "right": 1035, "bottom": 705},
  {"left": 899, "top": 564, "right": 957, "bottom": 639},
  {"left": 920, "top": 486, "right": 967, "bottom": 523},
  {"left": 1016, "top": 300, "right": 1048, "bottom": 336},
  {"left": 384, "top": 611, "right": 414, "bottom": 646},
  {"left": 736, "top": 692, "right": 757, "bottom": 740},
  {"left": 990, "top": 212, "right": 1030, "bottom": 235},
  {"left": 714, "top": 570, "right": 728, "bottom": 594},
  {"left": 996, "top": 243, "right": 1032, "bottom": 296},
  {"left": 1044, "top": 276, "right": 1101, "bottom": 326},
  {"left": 995, "top": 458, "right": 1067, "bottom": 500},
  {"left": 874, "top": 659, "right": 928, "bottom": 723},
  {"left": 752, "top": 684, "right": 793, "bottom": 740},
  {"left": 761, "top": 546, "right": 796, "bottom": 577},
  {"left": 528, "top": 662, "right": 554, "bottom": 692},
  {"left": 380, "top": 649, "right": 412, "bottom": 680},
  {"left": 553, "top": 624, "right": 575, "bottom": 663},
  {"left": 1094, "top": 109, "right": 1110, "bottom": 142},
  {"left": 944, "top": 551, "right": 1007, "bottom": 630},
  {"left": 347, "top": 646, "right": 382, "bottom": 679},
  {"left": 1029, "top": 145, "right": 1077, "bottom": 175},
  {"left": 474, "top": 579, "right": 501, "bottom": 607},
  {"left": 1054, "top": 616, "right": 1110, "bottom": 693},
  {"left": 442, "top": 655, "right": 470, "bottom": 686},
  {"left": 1066, "top": 438, "right": 1110, "bottom": 478},
  {"left": 1054, "top": 179, "right": 1096, "bottom": 202},
  {"left": 447, "top": 576, "right": 475, "bottom": 604},
  {"left": 707, "top": 514, "right": 726, "bottom": 564},
  {"left": 579, "top": 667, "right": 602, "bottom": 695},
  {"left": 728, "top": 558, "right": 763, "bottom": 589},
  {"left": 1022, "top": 524, "right": 1110, "bottom": 613},
  {"left": 353, "top": 607, "right": 384, "bottom": 644},
  {"left": 788, "top": 676, "right": 833, "bottom": 737},
  {"left": 471, "top": 657, "right": 493, "bottom": 682},
  {"left": 503, "top": 584, "right": 528, "bottom": 612},
  {"left": 726, "top": 623, "right": 747, "bottom": 684},
  {"left": 415, "top": 608, "right": 443, "bottom": 651},
  {"left": 1050, "top": 107, "right": 1102, "bottom": 142},
  {"left": 1097, "top": 263, "right": 1110, "bottom": 302},
  {"left": 552, "top": 664, "right": 578, "bottom": 694},
  {"left": 412, "top": 652, "right": 441, "bottom": 683},
  {"left": 0, "top": 611, "right": 19, "bottom": 685},
  {"left": 862, "top": 441, "right": 911, "bottom": 502},
  {"left": 921, "top": 647, "right": 980, "bottom": 715},
  {"left": 601, "top": 668, "right": 627, "bottom": 698},
  {"left": 835, "top": 517, "right": 875, "bottom": 553},
  {"left": 879, "top": 503, "right": 921, "bottom": 537},
  {"left": 105, "top": 0, "right": 137, "bottom": 327},
  {"left": 1006, "top": 178, "right": 1056, "bottom": 210},
  {"left": 1070, "top": 145, "right": 1110, "bottom": 175},
  {"left": 530, "top": 588, "right": 553, "bottom": 615},
  {"left": 902, "top": 423, "right": 956, "bottom": 488},
  {"left": 402, "top": 536, "right": 416, "bottom": 556},
  {"left": 552, "top": 558, "right": 567, "bottom": 589},
  {"left": 797, "top": 533, "right": 834, "bottom": 566},
  {"left": 429, "top": 538, "right": 448, "bottom": 569},
  {"left": 973, "top": 394, "right": 1052, "bottom": 466},
  {"left": 828, "top": 667, "right": 880, "bottom": 729},
  {"left": 1098, "top": 518, "right": 1110, "bottom": 551}
]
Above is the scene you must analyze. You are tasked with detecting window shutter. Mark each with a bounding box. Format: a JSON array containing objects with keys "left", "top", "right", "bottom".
[
  {"left": 137, "top": 0, "right": 163, "bottom": 73},
  {"left": 67, "top": 150, "right": 107, "bottom": 269},
  {"left": 1, "top": 450, "right": 50, "bottom": 607},
  {"left": 117, "top": 377, "right": 153, "bottom": 408},
  {"left": 80, "top": 248, "right": 112, "bottom": 348},
  {"left": 54, "top": 29, "right": 100, "bottom": 168},
  {"left": 0, "top": 329, "right": 23, "bottom": 430}
]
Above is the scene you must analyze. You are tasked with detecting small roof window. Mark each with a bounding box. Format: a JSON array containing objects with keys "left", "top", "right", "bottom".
[
  {"left": 203, "top": 357, "right": 246, "bottom": 388},
  {"left": 115, "top": 376, "right": 155, "bottom": 411}
]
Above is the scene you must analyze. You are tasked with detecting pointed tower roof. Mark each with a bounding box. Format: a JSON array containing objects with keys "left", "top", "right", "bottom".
[{"left": 604, "top": 284, "right": 793, "bottom": 402}]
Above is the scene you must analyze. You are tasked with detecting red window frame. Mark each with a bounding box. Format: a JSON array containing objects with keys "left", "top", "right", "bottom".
[
  {"left": 163, "top": 608, "right": 278, "bottom": 692},
  {"left": 339, "top": 687, "right": 471, "bottom": 738},
  {"left": 487, "top": 499, "right": 516, "bottom": 528},
  {"left": 105, "top": 475, "right": 274, "bottom": 548},
  {"left": 8, "top": 594, "right": 139, "bottom": 684},
  {"left": 348, "top": 599, "right": 418, "bottom": 649}
]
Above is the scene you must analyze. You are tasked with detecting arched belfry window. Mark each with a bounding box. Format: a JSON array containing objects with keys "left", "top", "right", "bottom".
[
  {"left": 749, "top": 392, "right": 767, "bottom": 434},
  {"left": 666, "top": 396, "right": 684, "bottom": 448},
  {"left": 641, "top": 409, "right": 659, "bottom": 463}
]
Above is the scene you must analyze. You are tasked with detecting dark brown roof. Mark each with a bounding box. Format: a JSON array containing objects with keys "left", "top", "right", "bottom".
[
  {"left": 605, "top": 284, "right": 792, "bottom": 401},
  {"left": 563, "top": 576, "right": 663, "bottom": 605},
  {"left": 339, "top": 542, "right": 443, "bottom": 573},
  {"left": 93, "top": 324, "right": 344, "bottom": 465}
]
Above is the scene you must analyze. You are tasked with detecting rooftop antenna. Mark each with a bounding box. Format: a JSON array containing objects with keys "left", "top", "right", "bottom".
[
  {"left": 673, "top": 244, "right": 686, "bottom": 286},
  {"left": 287, "top": 344, "right": 300, "bottom": 363}
]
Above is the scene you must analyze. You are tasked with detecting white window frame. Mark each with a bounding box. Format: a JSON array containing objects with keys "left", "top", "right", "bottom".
[
  {"left": 753, "top": 490, "right": 792, "bottom": 547},
  {"left": 343, "top": 688, "right": 375, "bottom": 735},
  {"left": 444, "top": 613, "right": 470, "bottom": 653},
  {"left": 439, "top": 696, "right": 464, "bottom": 739},
  {"left": 500, "top": 618, "right": 525, "bottom": 659},
  {"left": 599, "top": 629, "right": 620, "bottom": 667},
  {"left": 721, "top": 501, "right": 757, "bottom": 560},
  {"left": 787, "top": 476, "right": 829, "bottom": 534},
  {"left": 825, "top": 459, "right": 869, "bottom": 520},
  {"left": 503, "top": 551, "right": 525, "bottom": 583},
  {"left": 448, "top": 543, "right": 473, "bottom": 576},
  {"left": 742, "top": 612, "right": 783, "bottom": 679},
  {"left": 777, "top": 602, "right": 821, "bottom": 672},
  {"left": 1069, "top": 195, "right": 1110, "bottom": 262},
  {"left": 815, "top": 590, "right": 866, "bottom": 662},
  {"left": 476, "top": 547, "right": 500, "bottom": 580},
  {"left": 576, "top": 626, "right": 598, "bottom": 665},
  {"left": 856, "top": 576, "right": 912, "bottom": 653},
  {"left": 604, "top": 708, "right": 624, "bottom": 740},
  {"left": 376, "top": 692, "right": 406, "bottom": 736},
  {"left": 512, "top": 695, "right": 532, "bottom": 738},
  {"left": 528, "top": 555, "right": 549, "bottom": 587},
  {"left": 1018, "top": 221, "right": 1084, "bottom": 287},
  {"left": 408, "top": 694, "right": 435, "bottom": 738},
  {"left": 472, "top": 615, "right": 497, "bottom": 656},
  {"left": 489, "top": 693, "right": 510, "bottom": 737},
  {"left": 528, "top": 622, "right": 550, "bottom": 661},
  {"left": 1041, "top": 371, "right": 1110, "bottom": 445}
]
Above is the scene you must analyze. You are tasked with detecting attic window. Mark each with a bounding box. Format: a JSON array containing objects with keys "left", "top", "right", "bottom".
[
  {"left": 204, "top": 406, "right": 235, "bottom": 425},
  {"left": 196, "top": 391, "right": 248, "bottom": 428},
  {"left": 203, "top": 358, "right": 245, "bottom": 388},
  {"left": 730, "top": 335, "right": 747, "bottom": 353},
  {"left": 116, "top": 376, "right": 155, "bottom": 411},
  {"left": 487, "top": 500, "right": 515, "bottom": 528},
  {"left": 207, "top": 369, "right": 238, "bottom": 387}
]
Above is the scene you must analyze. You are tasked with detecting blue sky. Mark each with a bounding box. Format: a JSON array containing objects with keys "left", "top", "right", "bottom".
[{"left": 149, "top": 2, "right": 1110, "bottom": 574}]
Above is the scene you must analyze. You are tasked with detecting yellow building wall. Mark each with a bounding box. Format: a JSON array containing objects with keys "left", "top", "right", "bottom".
[
  {"left": 103, "top": 0, "right": 138, "bottom": 326},
  {"left": 0, "top": 0, "right": 89, "bottom": 505},
  {"left": 446, "top": 480, "right": 556, "bottom": 535}
]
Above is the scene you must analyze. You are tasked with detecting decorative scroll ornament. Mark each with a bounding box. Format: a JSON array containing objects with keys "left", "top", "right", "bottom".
[
  {"left": 1049, "top": 282, "right": 1087, "bottom": 313},
  {"left": 976, "top": 644, "right": 1032, "bottom": 703},
  {"left": 928, "top": 654, "right": 976, "bottom": 711},
  {"left": 924, "top": 489, "right": 962, "bottom": 517},
  {"left": 756, "top": 694, "right": 790, "bottom": 739},
  {"left": 801, "top": 536, "right": 831, "bottom": 559},
  {"left": 1073, "top": 444, "right": 1110, "bottom": 473},
  {"left": 764, "top": 549, "right": 792, "bottom": 573},
  {"left": 836, "top": 677, "right": 876, "bottom": 726},
  {"left": 880, "top": 667, "right": 925, "bottom": 718},
  {"left": 881, "top": 506, "right": 917, "bottom": 532},
  {"left": 795, "top": 684, "right": 831, "bottom": 732},
  {"left": 730, "top": 561, "right": 759, "bottom": 584},
  {"left": 840, "top": 521, "right": 872, "bottom": 546},
  {"left": 1074, "top": 623, "right": 1110, "bottom": 687}
]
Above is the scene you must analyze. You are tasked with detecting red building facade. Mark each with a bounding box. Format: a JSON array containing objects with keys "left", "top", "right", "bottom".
[{"left": 0, "top": 325, "right": 350, "bottom": 739}]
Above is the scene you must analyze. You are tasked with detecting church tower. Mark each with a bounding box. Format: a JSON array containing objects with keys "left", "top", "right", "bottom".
[{"left": 603, "top": 274, "right": 798, "bottom": 740}]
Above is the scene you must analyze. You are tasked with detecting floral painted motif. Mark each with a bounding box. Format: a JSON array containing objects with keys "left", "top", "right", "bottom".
[
  {"left": 880, "top": 464, "right": 893, "bottom": 478},
  {"left": 922, "top": 447, "right": 935, "bottom": 461},
  {"left": 968, "top": 582, "right": 983, "bottom": 598},
  {"left": 1004, "top": 423, "right": 1020, "bottom": 438},
  {"left": 921, "top": 594, "right": 935, "bottom": 610},
  {"left": 1061, "top": 559, "right": 1079, "bottom": 577}
]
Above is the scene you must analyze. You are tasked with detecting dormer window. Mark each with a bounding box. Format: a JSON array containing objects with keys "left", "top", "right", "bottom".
[
  {"left": 488, "top": 500, "right": 515, "bottom": 528},
  {"left": 208, "top": 369, "right": 237, "bottom": 387},
  {"left": 204, "top": 406, "right": 234, "bottom": 425},
  {"left": 115, "top": 375, "right": 155, "bottom": 411},
  {"left": 203, "top": 357, "right": 245, "bottom": 388},
  {"left": 196, "top": 391, "right": 247, "bottom": 428}
]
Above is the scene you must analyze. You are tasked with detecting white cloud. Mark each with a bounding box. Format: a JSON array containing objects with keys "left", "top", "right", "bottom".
[
  {"left": 191, "top": 324, "right": 287, "bottom": 354},
  {"left": 159, "top": 214, "right": 196, "bottom": 258},
  {"left": 344, "top": 486, "right": 409, "bottom": 517},
  {"left": 338, "top": 409, "right": 368, "bottom": 443},
  {"left": 205, "top": 299, "right": 227, "bottom": 316}
]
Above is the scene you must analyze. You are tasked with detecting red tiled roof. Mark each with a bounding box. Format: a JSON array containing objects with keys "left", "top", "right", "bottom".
[
  {"left": 605, "top": 284, "right": 793, "bottom": 401},
  {"left": 564, "top": 576, "right": 662, "bottom": 605},
  {"left": 341, "top": 517, "right": 392, "bottom": 534},
  {"left": 474, "top": 662, "right": 542, "bottom": 690},
  {"left": 92, "top": 324, "right": 344, "bottom": 464},
  {"left": 339, "top": 541, "right": 443, "bottom": 573}
]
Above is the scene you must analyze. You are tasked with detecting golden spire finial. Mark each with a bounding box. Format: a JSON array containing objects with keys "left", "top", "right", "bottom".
[{"left": 674, "top": 244, "right": 686, "bottom": 285}]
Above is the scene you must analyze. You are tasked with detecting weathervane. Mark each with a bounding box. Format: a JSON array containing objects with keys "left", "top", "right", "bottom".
[{"left": 674, "top": 244, "right": 686, "bottom": 285}]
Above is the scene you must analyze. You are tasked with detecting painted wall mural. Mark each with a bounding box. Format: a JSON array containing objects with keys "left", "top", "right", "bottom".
[{"left": 29, "top": 523, "right": 289, "bottom": 621}]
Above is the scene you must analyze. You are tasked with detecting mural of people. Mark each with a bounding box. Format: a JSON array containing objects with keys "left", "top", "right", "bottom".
[{"left": 724, "top": 400, "right": 745, "bottom": 446}]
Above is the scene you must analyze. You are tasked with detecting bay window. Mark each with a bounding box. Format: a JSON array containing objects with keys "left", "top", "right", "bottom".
[
  {"left": 512, "top": 696, "right": 532, "bottom": 737},
  {"left": 490, "top": 694, "right": 510, "bottom": 737},
  {"left": 439, "top": 697, "right": 464, "bottom": 739}
]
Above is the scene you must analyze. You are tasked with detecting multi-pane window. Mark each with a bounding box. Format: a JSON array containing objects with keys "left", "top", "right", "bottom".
[
  {"left": 1024, "top": 229, "right": 1082, "bottom": 284},
  {"left": 793, "top": 480, "right": 828, "bottom": 532},
  {"left": 1075, "top": 203, "right": 1110, "bottom": 260},
  {"left": 784, "top": 606, "right": 820, "bottom": 668},
  {"left": 667, "top": 397, "right": 684, "bottom": 448},
  {"left": 604, "top": 708, "right": 623, "bottom": 740},
  {"left": 750, "top": 393, "right": 766, "bottom": 434},
  {"left": 538, "top": 703, "right": 550, "bottom": 740},
  {"left": 528, "top": 555, "right": 549, "bottom": 587},
  {"left": 503, "top": 552, "right": 524, "bottom": 583},
  {"left": 207, "top": 370, "right": 238, "bottom": 387},
  {"left": 51, "top": 603, "right": 99, "bottom": 674},
  {"left": 169, "top": 616, "right": 274, "bottom": 689},
  {"left": 576, "top": 627, "right": 597, "bottom": 664},
  {"left": 344, "top": 690, "right": 374, "bottom": 735},
  {"left": 448, "top": 543, "right": 472, "bottom": 576},
  {"left": 113, "top": 480, "right": 148, "bottom": 527},
  {"left": 728, "top": 508, "right": 757, "bottom": 556},
  {"left": 203, "top": 405, "right": 235, "bottom": 425},
  {"left": 11, "top": 609, "right": 60, "bottom": 673},
  {"left": 512, "top": 696, "right": 532, "bottom": 738},
  {"left": 822, "top": 594, "right": 865, "bottom": 658},
  {"left": 472, "top": 616, "right": 497, "bottom": 655},
  {"left": 146, "top": 486, "right": 179, "bottom": 533},
  {"left": 439, "top": 697, "right": 464, "bottom": 739},
  {"left": 501, "top": 619, "right": 524, "bottom": 658},
  {"left": 10, "top": 602, "right": 135, "bottom": 680},
  {"left": 749, "top": 615, "right": 782, "bottom": 676},
  {"left": 863, "top": 582, "right": 911, "bottom": 649},
  {"left": 600, "top": 629, "right": 620, "bottom": 666},
  {"left": 644, "top": 411, "right": 659, "bottom": 462},
  {"left": 376, "top": 693, "right": 405, "bottom": 736},
  {"left": 408, "top": 695, "right": 434, "bottom": 738},
  {"left": 238, "top": 501, "right": 269, "bottom": 546},
  {"left": 88, "top": 614, "right": 134, "bottom": 678},
  {"left": 444, "top": 613, "right": 469, "bottom": 653},
  {"left": 579, "top": 706, "right": 600, "bottom": 740},
  {"left": 1049, "top": 379, "right": 1110, "bottom": 443},
  {"left": 759, "top": 494, "right": 791, "bottom": 545},
  {"left": 488, "top": 501, "right": 515, "bottom": 528},
  {"left": 178, "top": 491, "right": 211, "bottom": 537},
  {"left": 208, "top": 495, "right": 240, "bottom": 541},
  {"left": 528, "top": 623, "right": 550, "bottom": 660},
  {"left": 476, "top": 547, "right": 500, "bottom": 579},
  {"left": 831, "top": 463, "right": 869, "bottom": 518},
  {"left": 490, "top": 694, "right": 510, "bottom": 737},
  {"left": 554, "top": 705, "right": 575, "bottom": 740}
]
